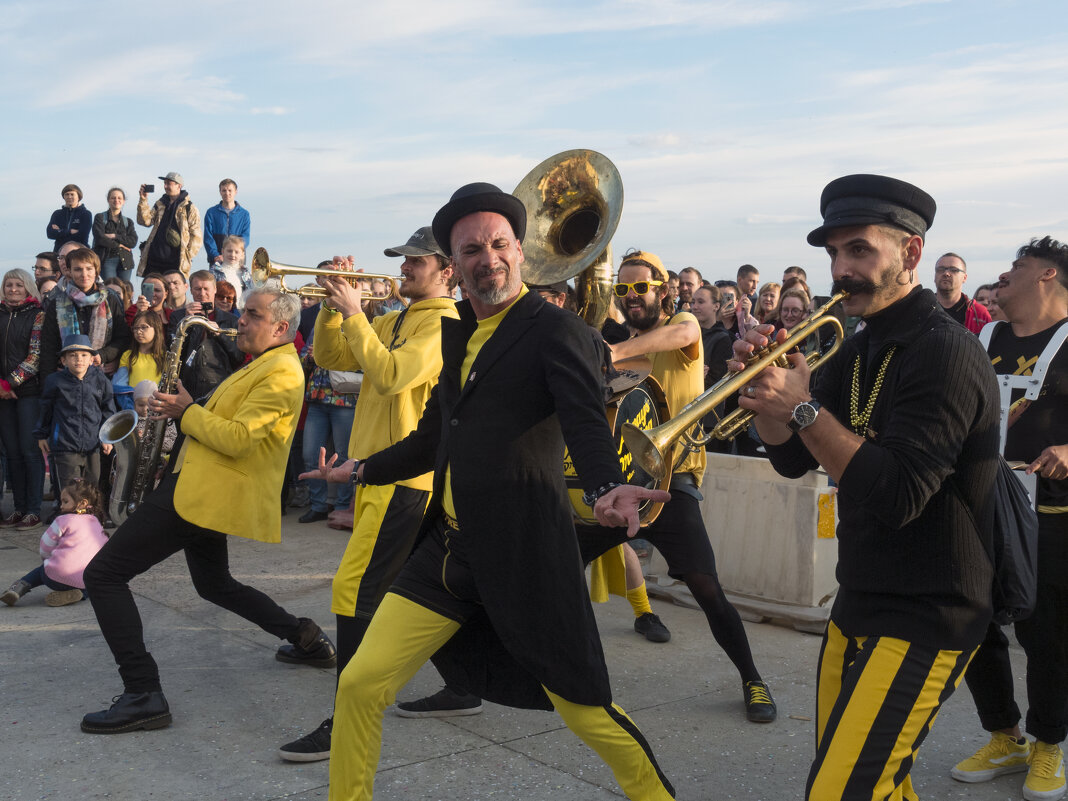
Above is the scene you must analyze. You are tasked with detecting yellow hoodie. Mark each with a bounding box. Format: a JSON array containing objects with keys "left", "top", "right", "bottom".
[{"left": 313, "top": 297, "right": 458, "bottom": 491}]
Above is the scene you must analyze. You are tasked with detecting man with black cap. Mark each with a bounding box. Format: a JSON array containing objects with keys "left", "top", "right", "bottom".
[
  {"left": 277, "top": 225, "right": 460, "bottom": 763},
  {"left": 321, "top": 184, "right": 674, "bottom": 800},
  {"left": 732, "top": 174, "right": 1000, "bottom": 800}
]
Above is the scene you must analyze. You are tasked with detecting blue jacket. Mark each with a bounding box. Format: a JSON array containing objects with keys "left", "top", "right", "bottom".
[
  {"left": 34, "top": 366, "right": 115, "bottom": 453},
  {"left": 203, "top": 202, "right": 251, "bottom": 262},
  {"left": 47, "top": 206, "right": 93, "bottom": 251}
]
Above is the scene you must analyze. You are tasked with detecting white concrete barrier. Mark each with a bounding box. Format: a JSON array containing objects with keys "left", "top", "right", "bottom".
[{"left": 644, "top": 452, "right": 839, "bottom": 634}]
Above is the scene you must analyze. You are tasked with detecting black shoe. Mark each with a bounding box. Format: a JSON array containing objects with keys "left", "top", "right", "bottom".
[
  {"left": 279, "top": 717, "right": 332, "bottom": 762},
  {"left": 298, "top": 509, "right": 330, "bottom": 524},
  {"left": 276, "top": 618, "right": 337, "bottom": 668},
  {"left": 81, "top": 691, "right": 172, "bottom": 734},
  {"left": 634, "top": 612, "right": 671, "bottom": 643},
  {"left": 395, "top": 686, "right": 482, "bottom": 718},
  {"left": 743, "top": 680, "right": 777, "bottom": 723}
]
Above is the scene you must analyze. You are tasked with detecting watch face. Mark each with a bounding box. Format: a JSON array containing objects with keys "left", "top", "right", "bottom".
[{"left": 795, "top": 403, "right": 818, "bottom": 427}]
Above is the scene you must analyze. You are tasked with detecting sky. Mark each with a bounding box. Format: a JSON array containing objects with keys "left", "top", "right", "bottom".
[{"left": 3, "top": 0, "right": 1067, "bottom": 296}]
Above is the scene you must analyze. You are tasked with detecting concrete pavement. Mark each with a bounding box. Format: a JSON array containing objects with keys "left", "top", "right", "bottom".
[{"left": 1, "top": 511, "right": 1030, "bottom": 800}]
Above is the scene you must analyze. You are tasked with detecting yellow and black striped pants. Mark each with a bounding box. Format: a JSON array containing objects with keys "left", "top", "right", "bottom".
[{"left": 807, "top": 620, "right": 976, "bottom": 801}]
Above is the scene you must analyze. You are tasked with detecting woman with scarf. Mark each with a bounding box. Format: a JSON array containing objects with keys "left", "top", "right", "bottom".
[
  {"left": 0, "top": 269, "right": 47, "bottom": 530},
  {"left": 38, "top": 248, "right": 130, "bottom": 379}
]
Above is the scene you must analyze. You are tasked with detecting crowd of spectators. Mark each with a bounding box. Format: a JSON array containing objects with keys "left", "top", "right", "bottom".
[{"left": 0, "top": 175, "right": 1029, "bottom": 529}]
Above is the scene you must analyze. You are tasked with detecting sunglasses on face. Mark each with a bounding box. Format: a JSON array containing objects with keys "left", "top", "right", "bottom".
[{"left": 613, "top": 280, "right": 663, "bottom": 298}]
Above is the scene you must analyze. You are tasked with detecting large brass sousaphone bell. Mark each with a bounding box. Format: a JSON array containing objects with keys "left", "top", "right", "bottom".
[
  {"left": 513, "top": 149, "right": 622, "bottom": 329},
  {"left": 515, "top": 150, "right": 667, "bottom": 525}
]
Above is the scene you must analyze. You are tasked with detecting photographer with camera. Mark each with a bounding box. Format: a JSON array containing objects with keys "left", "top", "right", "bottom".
[
  {"left": 124, "top": 274, "right": 169, "bottom": 325},
  {"left": 135, "top": 173, "right": 202, "bottom": 279}
]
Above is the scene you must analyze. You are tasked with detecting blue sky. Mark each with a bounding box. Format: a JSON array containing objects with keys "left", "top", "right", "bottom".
[{"left": 3, "top": 0, "right": 1066, "bottom": 295}]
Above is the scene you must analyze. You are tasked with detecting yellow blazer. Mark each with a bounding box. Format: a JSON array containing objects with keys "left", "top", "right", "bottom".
[{"left": 174, "top": 343, "right": 304, "bottom": 542}]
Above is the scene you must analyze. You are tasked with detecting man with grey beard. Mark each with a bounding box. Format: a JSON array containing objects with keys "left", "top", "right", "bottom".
[{"left": 323, "top": 183, "right": 675, "bottom": 800}]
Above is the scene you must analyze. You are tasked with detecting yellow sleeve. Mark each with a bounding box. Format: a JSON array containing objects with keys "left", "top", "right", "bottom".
[
  {"left": 179, "top": 360, "right": 303, "bottom": 460},
  {"left": 312, "top": 306, "right": 364, "bottom": 371}
]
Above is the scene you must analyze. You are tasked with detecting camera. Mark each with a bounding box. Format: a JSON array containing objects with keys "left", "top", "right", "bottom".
[
  {"left": 143, "top": 183, "right": 155, "bottom": 193},
  {"left": 200, "top": 301, "right": 213, "bottom": 315}
]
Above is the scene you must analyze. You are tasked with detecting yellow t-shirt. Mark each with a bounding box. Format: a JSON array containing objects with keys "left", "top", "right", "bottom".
[
  {"left": 442, "top": 287, "right": 529, "bottom": 520},
  {"left": 121, "top": 350, "right": 164, "bottom": 387},
  {"left": 646, "top": 312, "right": 706, "bottom": 486}
]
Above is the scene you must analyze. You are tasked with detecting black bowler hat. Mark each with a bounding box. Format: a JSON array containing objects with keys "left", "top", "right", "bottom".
[
  {"left": 807, "top": 174, "right": 936, "bottom": 247},
  {"left": 431, "top": 183, "right": 527, "bottom": 257}
]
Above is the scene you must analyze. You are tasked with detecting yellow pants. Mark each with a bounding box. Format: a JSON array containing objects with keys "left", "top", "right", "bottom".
[
  {"left": 329, "top": 592, "right": 675, "bottom": 801},
  {"left": 331, "top": 483, "right": 428, "bottom": 617},
  {"left": 807, "top": 620, "right": 975, "bottom": 801}
]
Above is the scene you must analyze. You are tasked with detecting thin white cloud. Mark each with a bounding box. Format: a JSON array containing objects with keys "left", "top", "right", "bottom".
[{"left": 251, "top": 107, "right": 294, "bottom": 116}]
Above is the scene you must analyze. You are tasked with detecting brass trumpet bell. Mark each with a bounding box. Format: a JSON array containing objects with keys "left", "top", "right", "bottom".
[{"left": 251, "top": 248, "right": 403, "bottom": 300}]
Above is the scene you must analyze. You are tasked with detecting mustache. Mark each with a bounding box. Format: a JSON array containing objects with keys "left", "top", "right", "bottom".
[{"left": 832, "top": 277, "right": 876, "bottom": 296}]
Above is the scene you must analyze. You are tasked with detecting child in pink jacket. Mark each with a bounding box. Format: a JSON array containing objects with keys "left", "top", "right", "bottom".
[{"left": 1, "top": 480, "right": 108, "bottom": 607}]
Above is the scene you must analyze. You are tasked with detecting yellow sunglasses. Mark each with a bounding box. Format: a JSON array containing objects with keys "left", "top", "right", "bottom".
[{"left": 613, "top": 280, "right": 663, "bottom": 298}]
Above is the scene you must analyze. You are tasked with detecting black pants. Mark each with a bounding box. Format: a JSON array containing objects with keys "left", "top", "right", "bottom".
[
  {"left": 577, "top": 481, "right": 761, "bottom": 684},
  {"left": 83, "top": 476, "right": 305, "bottom": 694},
  {"left": 964, "top": 512, "right": 1068, "bottom": 744}
]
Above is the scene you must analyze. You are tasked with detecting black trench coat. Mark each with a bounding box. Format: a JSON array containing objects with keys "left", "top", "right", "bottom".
[{"left": 365, "top": 290, "right": 624, "bottom": 709}]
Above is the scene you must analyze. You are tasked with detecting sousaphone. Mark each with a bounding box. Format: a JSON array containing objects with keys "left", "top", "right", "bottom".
[{"left": 514, "top": 150, "right": 668, "bottom": 525}]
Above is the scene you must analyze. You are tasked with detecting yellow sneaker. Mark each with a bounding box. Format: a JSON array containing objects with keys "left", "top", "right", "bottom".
[
  {"left": 1025, "top": 741, "right": 1066, "bottom": 801},
  {"left": 951, "top": 731, "right": 1031, "bottom": 782}
]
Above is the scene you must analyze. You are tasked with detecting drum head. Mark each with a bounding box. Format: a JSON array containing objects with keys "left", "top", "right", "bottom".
[{"left": 566, "top": 377, "right": 670, "bottom": 526}]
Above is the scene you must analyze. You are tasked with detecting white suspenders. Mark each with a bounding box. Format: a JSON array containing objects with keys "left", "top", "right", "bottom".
[{"left": 980, "top": 320, "right": 1068, "bottom": 454}]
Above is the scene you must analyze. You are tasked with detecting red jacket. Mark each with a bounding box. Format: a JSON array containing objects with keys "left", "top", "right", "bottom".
[{"left": 963, "top": 295, "right": 992, "bottom": 334}]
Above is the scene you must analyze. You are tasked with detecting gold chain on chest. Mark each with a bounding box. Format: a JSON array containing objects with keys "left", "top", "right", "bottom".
[{"left": 849, "top": 347, "right": 897, "bottom": 435}]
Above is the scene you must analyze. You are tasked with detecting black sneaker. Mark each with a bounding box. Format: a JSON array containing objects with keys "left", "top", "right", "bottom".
[
  {"left": 744, "top": 680, "right": 777, "bottom": 723},
  {"left": 279, "top": 718, "right": 332, "bottom": 762},
  {"left": 275, "top": 618, "right": 337, "bottom": 668},
  {"left": 395, "top": 686, "right": 482, "bottom": 718},
  {"left": 634, "top": 612, "right": 671, "bottom": 643}
]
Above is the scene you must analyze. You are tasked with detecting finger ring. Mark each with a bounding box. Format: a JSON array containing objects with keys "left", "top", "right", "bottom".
[{"left": 746, "top": 386, "right": 756, "bottom": 397}]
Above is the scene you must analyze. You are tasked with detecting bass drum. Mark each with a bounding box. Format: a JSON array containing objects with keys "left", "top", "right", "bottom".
[{"left": 565, "top": 376, "right": 671, "bottom": 527}]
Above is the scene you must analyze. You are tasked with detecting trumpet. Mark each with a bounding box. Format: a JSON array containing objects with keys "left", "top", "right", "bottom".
[
  {"left": 621, "top": 292, "right": 849, "bottom": 480},
  {"left": 251, "top": 248, "right": 404, "bottom": 300}
]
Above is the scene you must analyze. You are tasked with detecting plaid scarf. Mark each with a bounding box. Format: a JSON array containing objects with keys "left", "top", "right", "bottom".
[{"left": 54, "top": 278, "right": 112, "bottom": 350}]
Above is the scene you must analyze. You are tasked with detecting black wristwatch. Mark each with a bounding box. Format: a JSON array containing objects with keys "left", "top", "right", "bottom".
[
  {"left": 787, "top": 400, "right": 821, "bottom": 433},
  {"left": 349, "top": 459, "right": 365, "bottom": 486},
  {"left": 582, "top": 482, "right": 622, "bottom": 507}
]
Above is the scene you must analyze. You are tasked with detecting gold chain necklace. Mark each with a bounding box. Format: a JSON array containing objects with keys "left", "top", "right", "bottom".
[{"left": 850, "top": 347, "right": 897, "bottom": 435}]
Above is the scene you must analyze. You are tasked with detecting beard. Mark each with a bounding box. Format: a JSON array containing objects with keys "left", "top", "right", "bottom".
[
  {"left": 618, "top": 295, "right": 662, "bottom": 331},
  {"left": 466, "top": 265, "right": 519, "bottom": 306}
]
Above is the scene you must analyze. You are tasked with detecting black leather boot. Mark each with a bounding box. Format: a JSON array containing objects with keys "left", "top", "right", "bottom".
[{"left": 81, "top": 691, "right": 172, "bottom": 734}]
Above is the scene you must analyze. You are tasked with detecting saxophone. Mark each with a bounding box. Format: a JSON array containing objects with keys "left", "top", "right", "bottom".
[{"left": 101, "top": 315, "right": 238, "bottom": 524}]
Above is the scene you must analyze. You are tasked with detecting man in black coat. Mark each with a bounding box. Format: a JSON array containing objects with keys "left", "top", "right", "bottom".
[
  {"left": 166, "top": 270, "right": 243, "bottom": 401},
  {"left": 734, "top": 174, "right": 999, "bottom": 801},
  {"left": 320, "top": 184, "right": 675, "bottom": 800}
]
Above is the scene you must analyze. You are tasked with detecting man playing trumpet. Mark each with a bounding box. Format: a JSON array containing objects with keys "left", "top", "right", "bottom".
[
  {"left": 277, "top": 226, "right": 460, "bottom": 761},
  {"left": 734, "top": 174, "right": 1000, "bottom": 800}
]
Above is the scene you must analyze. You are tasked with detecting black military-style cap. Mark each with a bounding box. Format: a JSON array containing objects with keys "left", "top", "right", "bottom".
[
  {"left": 431, "top": 183, "right": 527, "bottom": 257},
  {"left": 807, "top": 174, "right": 936, "bottom": 247}
]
